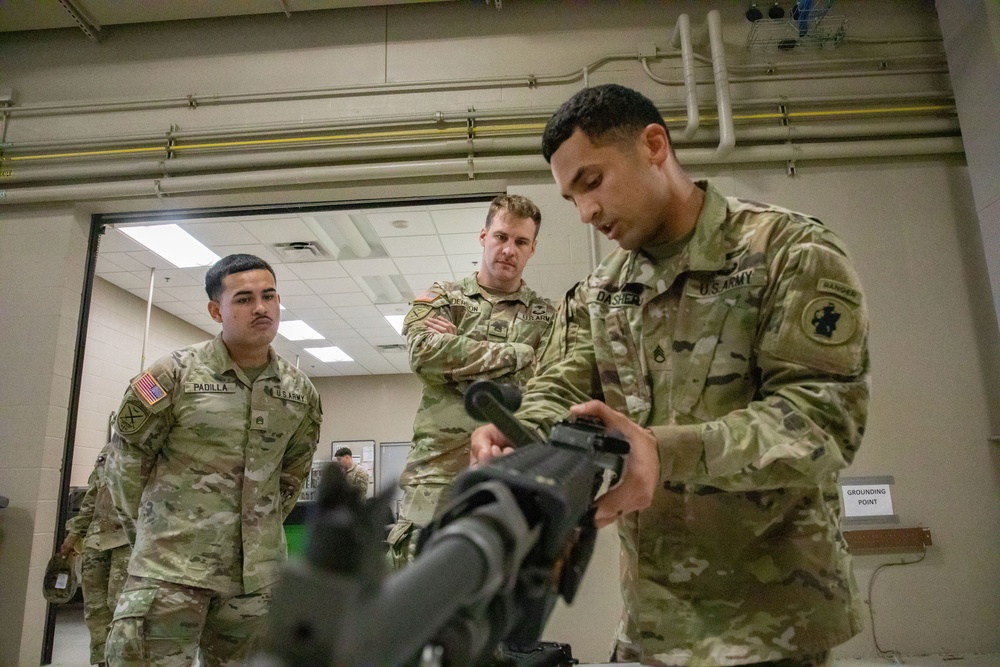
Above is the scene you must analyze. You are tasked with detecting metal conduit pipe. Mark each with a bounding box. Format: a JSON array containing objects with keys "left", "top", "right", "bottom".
[
  {"left": 0, "top": 117, "right": 959, "bottom": 187},
  {"left": 2, "top": 53, "right": 646, "bottom": 119},
  {"left": 1, "top": 136, "right": 543, "bottom": 184},
  {"left": 706, "top": 10, "right": 735, "bottom": 158},
  {"left": 0, "top": 138, "right": 964, "bottom": 206},
  {"left": 1, "top": 89, "right": 954, "bottom": 155},
  {"left": 668, "top": 13, "right": 699, "bottom": 139}
]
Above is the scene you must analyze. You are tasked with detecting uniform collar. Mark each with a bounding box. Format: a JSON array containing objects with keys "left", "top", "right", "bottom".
[
  {"left": 636, "top": 180, "right": 729, "bottom": 272},
  {"left": 209, "top": 334, "right": 277, "bottom": 384},
  {"left": 463, "top": 272, "right": 534, "bottom": 306}
]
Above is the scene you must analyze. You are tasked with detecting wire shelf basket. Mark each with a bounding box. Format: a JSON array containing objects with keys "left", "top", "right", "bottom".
[{"left": 746, "top": 14, "right": 848, "bottom": 52}]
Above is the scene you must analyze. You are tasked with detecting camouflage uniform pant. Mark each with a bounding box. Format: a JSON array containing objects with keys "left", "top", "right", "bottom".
[
  {"left": 105, "top": 575, "right": 272, "bottom": 667},
  {"left": 612, "top": 643, "right": 831, "bottom": 667},
  {"left": 385, "top": 483, "right": 451, "bottom": 570},
  {"left": 81, "top": 544, "right": 130, "bottom": 665}
]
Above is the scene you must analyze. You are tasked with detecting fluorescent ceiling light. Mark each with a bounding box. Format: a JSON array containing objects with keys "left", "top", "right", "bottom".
[
  {"left": 278, "top": 320, "right": 324, "bottom": 341},
  {"left": 305, "top": 346, "right": 354, "bottom": 363},
  {"left": 120, "top": 224, "right": 220, "bottom": 268},
  {"left": 384, "top": 315, "right": 405, "bottom": 335}
]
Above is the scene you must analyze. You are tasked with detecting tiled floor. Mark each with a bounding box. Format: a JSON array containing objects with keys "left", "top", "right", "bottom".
[{"left": 49, "top": 606, "right": 1000, "bottom": 667}]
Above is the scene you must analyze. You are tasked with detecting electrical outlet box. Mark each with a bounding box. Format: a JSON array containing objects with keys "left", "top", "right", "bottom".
[
  {"left": 843, "top": 527, "right": 932, "bottom": 555},
  {"left": 636, "top": 42, "right": 658, "bottom": 58}
]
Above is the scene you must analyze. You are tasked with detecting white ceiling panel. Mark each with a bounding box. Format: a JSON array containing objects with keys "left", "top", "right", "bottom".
[
  {"left": 439, "top": 233, "right": 482, "bottom": 255},
  {"left": 382, "top": 235, "right": 445, "bottom": 258},
  {"left": 185, "top": 222, "right": 259, "bottom": 247},
  {"left": 365, "top": 210, "right": 437, "bottom": 238},
  {"left": 240, "top": 216, "right": 314, "bottom": 244},
  {"left": 334, "top": 305, "right": 383, "bottom": 320},
  {"left": 447, "top": 253, "right": 482, "bottom": 275},
  {"left": 285, "top": 261, "right": 349, "bottom": 280},
  {"left": 431, "top": 206, "right": 491, "bottom": 234},
  {"left": 279, "top": 294, "right": 330, "bottom": 311},
  {"left": 320, "top": 292, "right": 373, "bottom": 309},
  {"left": 340, "top": 257, "right": 400, "bottom": 278},
  {"left": 393, "top": 255, "right": 451, "bottom": 275}
]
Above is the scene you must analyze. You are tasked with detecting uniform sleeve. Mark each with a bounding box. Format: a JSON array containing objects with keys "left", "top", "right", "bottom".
[
  {"left": 655, "top": 230, "right": 870, "bottom": 491},
  {"left": 515, "top": 283, "right": 602, "bottom": 437},
  {"left": 279, "top": 394, "right": 322, "bottom": 518},
  {"left": 105, "top": 365, "right": 175, "bottom": 546},
  {"left": 404, "top": 286, "right": 535, "bottom": 385},
  {"left": 64, "top": 465, "right": 100, "bottom": 538}
]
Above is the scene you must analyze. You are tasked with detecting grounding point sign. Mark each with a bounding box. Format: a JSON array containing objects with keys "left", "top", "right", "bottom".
[{"left": 841, "top": 484, "right": 894, "bottom": 517}]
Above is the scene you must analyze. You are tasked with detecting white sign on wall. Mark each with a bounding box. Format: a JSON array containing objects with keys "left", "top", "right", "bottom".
[{"left": 841, "top": 484, "right": 894, "bottom": 517}]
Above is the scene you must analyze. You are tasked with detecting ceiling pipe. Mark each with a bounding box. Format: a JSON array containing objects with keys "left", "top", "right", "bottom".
[
  {"left": 706, "top": 10, "right": 735, "bottom": 159},
  {"left": 668, "top": 13, "right": 699, "bottom": 139},
  {"left": 0, "top": 136, "right": 543, "bottom": 184},
  {"left": 0, "top": 138, "right": 964, "bottom": 206},
  {"left": 0, "top": 117, "right": 960, "bottom": 186}
]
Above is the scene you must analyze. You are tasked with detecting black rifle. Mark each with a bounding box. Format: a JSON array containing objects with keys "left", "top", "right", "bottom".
[{"left": 253, "top": 380, "right": 628, "bottom": 667}]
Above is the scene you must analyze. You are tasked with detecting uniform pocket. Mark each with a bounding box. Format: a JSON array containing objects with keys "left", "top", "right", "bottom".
[
  {"left": 598, "top": 308, "right": 652, "bottom": 421},
  {"left": 112, "top": 586, "right": 157, "bottom": 621},
  {"left": 107, "top": 586, "right": 157, "bottom": 664}
]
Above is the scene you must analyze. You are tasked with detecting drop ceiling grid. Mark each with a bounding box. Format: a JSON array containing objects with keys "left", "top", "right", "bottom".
[{"left": 98, "top": 200, "right": 498, "bottom": 377}]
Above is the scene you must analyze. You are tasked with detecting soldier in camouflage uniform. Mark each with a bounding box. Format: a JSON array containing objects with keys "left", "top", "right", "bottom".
[
  {"left": 471, "top": 85, "right": 869, "bottom": 667},
  {"left": 386, "top": 194, "right": 555, "bottom": 568},
  {"left": 60, "top": 441, "right": 131, "bottom": 666},
  {"left": 105, "top": 254, "right": 322, "bottom": 667},
  {"left": 335, "top": 446, "right": 370, "bottom": 500}
]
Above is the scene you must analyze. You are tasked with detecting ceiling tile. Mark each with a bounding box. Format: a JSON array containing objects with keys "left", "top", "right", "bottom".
[
  {"left": 100, "top": 230, "right": 146, "bottom": 253},
  {"left": 382, "top": 235, "right": 445, "bottom": 258},
  {"left": 440, "top": 233, "right": 482, "bottom": 255},
  {"left": 320, "top": 292, "right": 371, "bottom": 309},
  {"left": 308, "top": 277, "right": 364, "bottom": 295},
  {"left": 430, "top": 205, "right": 490, "bottom": 234},
  {"left": 285, "top": 261, "right": 349, "bottom": 280},
  {"left": 403, "top": 273, "right": 452, "bottom": 292},
  {"left": 394, "top": 255, "right": 451, "bottom": 275},
  {"left": 213, "top": 244, "right": 281, "bottom": 263},
  {"left": 159, "top": 285, "right": 209, "bottom": 302},
  {"left": 186, "top": 221, "right": 258, "bottom": 247},
  {"left": 335, "top": 305, "right": 383, "bottom": 319},
  {"left": 98, "top": 272, "right": 151, "bottom": 291},
  {"left": 240, "top": 216, "right": 313, "bottom": 244},
  {"left": 279, "top": 294, "right": 329, "bottom": 311},
  {"left": 276, "top": 279, "right": 314, "bottom": 297},
  {"left": 447, "top": 253, "right": 482, "bottom": 275},
  {"left": 339, "top": 257, "right": 400, "bottom": 278},
  {"left": 364, "top": 210, "right": 437, "bottom": 237}
]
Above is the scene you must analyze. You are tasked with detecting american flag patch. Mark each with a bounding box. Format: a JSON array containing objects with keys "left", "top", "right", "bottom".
[{"left": 132, "top": 372, "right": 166, "bottom": 406}]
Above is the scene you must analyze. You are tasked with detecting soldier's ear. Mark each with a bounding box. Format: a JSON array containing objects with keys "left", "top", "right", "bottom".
[{"left": 208, "top": 300, "right": 223, "bottom": 323}]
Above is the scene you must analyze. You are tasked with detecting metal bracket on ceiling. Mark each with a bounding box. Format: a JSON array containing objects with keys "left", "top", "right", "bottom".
[
  {"left": 467, "top": 108, "right": 476, "bottom": 180},
  {"left": 786, "top": 159, "right": 796, "bottom": 177},
  {"left": 58, "top": 0, "right": 101, "bottom": 42},
  {"left": 277, "top": 0, "right": 292, "bottom": 18}
]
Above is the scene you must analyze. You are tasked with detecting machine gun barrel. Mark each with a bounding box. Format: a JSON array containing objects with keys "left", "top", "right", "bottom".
[{"left": 255, "top": 381, "right": 627, "bottom": 667}]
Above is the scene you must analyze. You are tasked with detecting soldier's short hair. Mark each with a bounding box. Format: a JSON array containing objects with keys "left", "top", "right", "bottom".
[
  {"left": 541, "top": 84, "right": 672, "bottom": 163},
  {"left": 485, "top": 194, "right": 542, "bottom": 237},
  {"left": 205, "top": 254, "right": 276, "bottom": 300},
  {"left": 334, "top": 447, "right": 354, "bottom": 458}
]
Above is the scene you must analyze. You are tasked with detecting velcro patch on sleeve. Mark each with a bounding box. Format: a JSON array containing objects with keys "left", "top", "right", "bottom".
[
  {"left": 131, "top": 372, "right": 167, "bottom": 406},
  {"left": 761, "top": 245, "right": 867, "bottom": 376}
]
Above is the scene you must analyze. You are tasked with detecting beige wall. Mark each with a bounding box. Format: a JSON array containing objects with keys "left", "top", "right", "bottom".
[
  {"left": 71, "top": 278, "right": 212, "bottom": 484},
  {"left": 1, "top": 1, "right": 998, "bottom": 664}
]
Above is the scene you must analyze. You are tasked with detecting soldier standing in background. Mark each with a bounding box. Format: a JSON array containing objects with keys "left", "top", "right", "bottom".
[
  {"left": 334, "top": 446, "right": 370, "bottom": 500},
  {"left": 105, "top": 253, "right": 322, "bottom": 666},
  {"left": 386, "top": 194, "right": 554, "bottom": 568},
  {"left": 472, "top": 85, "right": 870, "bottom": 666},
  {"left": 59, "top": 441, "right": 130, "bottom": 667}
]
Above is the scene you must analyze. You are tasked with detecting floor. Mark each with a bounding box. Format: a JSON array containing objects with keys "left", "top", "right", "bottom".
[{"left": 48, "top": 605, "right": 1000, "bottom": 667}]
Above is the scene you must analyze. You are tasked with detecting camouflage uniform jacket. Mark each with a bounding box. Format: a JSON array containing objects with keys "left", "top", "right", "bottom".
[
  {"left": 401, "top": 273, "right": 554, "bottom": 487},
  {"left": 516, "top": 182, "right": 869, "bottom": 665},
  {"left": 107, "top": 334, "right": 322, "bottom": 595},
  {"left": 65, "top": 442, "right": 129, "bottom": 552},
  {"left": 345, "top": 463, "right": 370, "bottom": 498}
]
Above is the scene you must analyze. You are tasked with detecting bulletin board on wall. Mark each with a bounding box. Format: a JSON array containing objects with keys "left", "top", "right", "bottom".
[{"left": 331, "top": 439, "right": 375, "bottom": 497}]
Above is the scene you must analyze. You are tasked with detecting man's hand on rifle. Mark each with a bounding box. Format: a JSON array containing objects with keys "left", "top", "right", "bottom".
[
  {"left": 569, "top": 401, "right": 659, "bottom": 528},
  {"left": 470, "top": 400, "right": 660, "bottom": 529},
  {"left": 470, "top": 423, "right": 515, "bottom": 465}
]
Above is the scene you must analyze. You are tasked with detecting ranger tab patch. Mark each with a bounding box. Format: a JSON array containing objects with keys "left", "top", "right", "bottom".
[{"left": 132, "top": 372, "right": 166, "bottom": 406}]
